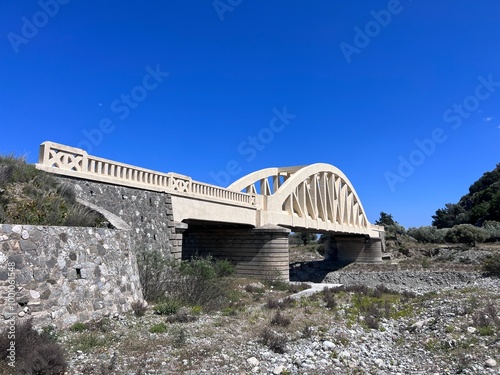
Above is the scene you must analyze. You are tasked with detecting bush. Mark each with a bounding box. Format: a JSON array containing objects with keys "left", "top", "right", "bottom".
[
  {"left": 131, "top": 301, "right": 148, "bottom": 317},
  {"left": 322, "top": 288, "right": 337, "bottom": 309},
  {"left": 149, "top": 323, "right": 168, "bottom": 334},
  {"left": 260, "top": 327, "right": 287, "bottom": 353},
  {"left": 138, "top": 252, "right": 235, "bottom": 312},
  {"left": 407, "top": 226, "right": 447, "bottom": 243},
  {"left": 0, "top": 319, "right": 67, "bottom": 374},
  {"left": 154, "top": 299, "right": 181, "bottom": 316},
  {"left": 270, "top": 310, "right": 292, "bottom": 327},
  {"left": 445, "top": 224, "right": 490, "bottom": 246},
  {"left": 482, "top": 220, "right": 500, "bottom": 241},
  {"left": 481, "top": 253, "right": 500, "bottom": 277}
]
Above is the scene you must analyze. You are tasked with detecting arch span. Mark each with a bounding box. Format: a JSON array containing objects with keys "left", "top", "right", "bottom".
[{"left": 229, "top": 163, "right": 373, "bottom": 235}]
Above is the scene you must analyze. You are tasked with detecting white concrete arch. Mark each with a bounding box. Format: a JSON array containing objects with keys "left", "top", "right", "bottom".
[{"left": 230, "top": 163, "right": 371, "bottom": 234}]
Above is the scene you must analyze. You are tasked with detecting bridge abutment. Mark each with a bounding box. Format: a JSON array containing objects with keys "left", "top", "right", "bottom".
[
  {"left": 182, "top": 224, "right": 291, "bottom": 280},
  {"left": 325, "top": 235, "right": 383, "bottom": 264}
]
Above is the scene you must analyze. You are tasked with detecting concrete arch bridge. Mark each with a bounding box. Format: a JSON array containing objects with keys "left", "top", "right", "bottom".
[{"left": 37, "top": 142, "right": 384, "bottom": 280}]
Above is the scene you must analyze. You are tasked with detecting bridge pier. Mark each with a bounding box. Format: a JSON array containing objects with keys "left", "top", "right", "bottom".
[
  {"left": 182, "top": 224, "right": 291, "bottom": 280},
  {"left": 324, "top": 235, "right": 383, "bottom": 264}
]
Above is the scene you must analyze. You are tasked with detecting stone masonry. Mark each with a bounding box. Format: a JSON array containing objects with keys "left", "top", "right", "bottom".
[
  {"left": 0, "top": 224, "right": 142, "bottom": 329},
  {"left": 56, "top": 176, "right": 184, "bottom": 261}
]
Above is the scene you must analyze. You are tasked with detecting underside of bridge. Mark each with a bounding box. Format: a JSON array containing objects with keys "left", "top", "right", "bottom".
[
  {"left": 181, "top": 220, "right": 291, "bottom": 280},
  {"left": 180, "top": 220, "right": 384, "bottom": 281}
]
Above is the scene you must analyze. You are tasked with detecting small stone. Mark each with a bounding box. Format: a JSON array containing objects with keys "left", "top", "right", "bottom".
[
  {"left": 323, "top": 340, "right": 335, "bottom": 350},
  {"left": 21, "top": 230, "right": 29, "bottom": 239},
  {"left": 273, "top": 365, "right": 284, "bottom": 375},
  {"left": 339, "top": 350, "right": 351, "bottom": 359},
  {"left": 30, "top": 290, "right": 41, "bottom": 299},
  {"left": 18, "top": 311, "right": 25, "bottom": 317},
  {"left": 374, "top": 358, "right": 384, "bottom": 368},
  {"left": 467, "top": 327, "right": 477, "bottom": 334},
  {"left": 485, "top": 358, "right": 497, "bottom": 368},
  {"left": 247, "top": 357, "right": 259, "bottom": 367}
]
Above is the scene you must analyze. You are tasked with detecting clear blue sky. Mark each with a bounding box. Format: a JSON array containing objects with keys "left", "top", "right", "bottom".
[{"left": 1, "top": 1, "right": 499, "bottom": 228}]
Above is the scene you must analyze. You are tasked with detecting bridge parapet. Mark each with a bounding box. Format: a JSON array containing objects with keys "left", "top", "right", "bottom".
[{"left": 36, "top": 141, "right": 257, "bottom": 207}]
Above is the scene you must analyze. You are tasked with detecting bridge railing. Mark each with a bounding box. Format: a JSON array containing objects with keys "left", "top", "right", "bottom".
[{"left": 36, "top": 141, "right": 257, "bottom": 207}]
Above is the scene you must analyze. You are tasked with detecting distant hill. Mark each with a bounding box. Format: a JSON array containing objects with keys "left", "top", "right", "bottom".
[{"left": 432, "top": 163, "right": 500, "bottom": 228}]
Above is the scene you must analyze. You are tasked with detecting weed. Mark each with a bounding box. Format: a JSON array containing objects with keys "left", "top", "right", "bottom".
[
  {"left": 149, "top": 323, "right": 168, "bottom": 334},
  {"left": 477, "top": 326, "right": 495, "bottom": 336},
  {"left": 154, "top": 300, "right": 181, "bottom": 316},
  {"left": 166, "top": 308, "right": 197, "bottom": 323},
  {"left": 131, "top": 300, "right": 148, "bottom": 317},
  {"left": 245, "top": 284, "right": 265, "bottom": 294},
  {"left": 69, "top": 322, "right": 88, "bottom": 332},
  {"left": 172, "top": 327, "right": 188, "bottom": 348},
  {"left": 302, "top": 325, "right": 313, "bottom": 338},
  {"left": 71, "top": 332, "right": 110, "bottom": 352},
  {"left": 322, "top": 288, "right": 337, "bottom": 309},
  {"left": 260, "top": 327, "right": 287, "bottom": 353},
  {"left": 270, "top": 310, "right": 292, "bottom": 327},
  {"left": 265, "top": 297, "right": 295, "bottom": 310}
]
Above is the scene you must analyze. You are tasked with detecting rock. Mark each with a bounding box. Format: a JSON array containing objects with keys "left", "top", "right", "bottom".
[
  {"left": 466, "top": 326, "right": 477, "bottom": 334},
  {"left": 374, "top": 358, "right": 384, "bottom": 368},
  {"left": 247, "top": 357, "right": 259, "bottom": 367},
  {"left": 273, "top": 365, "right": 284, "bottom": 374},
  {"left": 485, "top": 358, "right": 497, "bottom": 368},
  {"left": 339, "top": 350, "right": 351, "bottom": 359},
  {"left": 30, "top": 290, "right": 41, "bottom": 299},
  {"left": 323, "top": 340, "right": 335, "bottom": 350}
]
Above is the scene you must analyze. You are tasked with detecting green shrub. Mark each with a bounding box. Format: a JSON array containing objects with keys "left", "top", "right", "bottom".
[
  {"left": 149, "top": 323, "right": 168, "bottom": 334},
  {"left": 482, "top": 220, "right": 500, "bottom": 241},
  {"left": 481, "top": 253, "right": 500, "bottom": 277},
  {"left": 71, "top": 332, "right": 110, "bottom": 352},
  {"left": 137, "top": 252, "right": 236, "bottom": 311},
  {"left": 445, "top": 224, "right": 490, "bottom": 246},
  {"left": 0, "top": 319, "right": 67, "bottom": 374},
  {"left": 154, "top": 300, "right": 181, "bottom": 316},
  {"left": 407, "top": 226, "right": 447, "bottom": 243}
]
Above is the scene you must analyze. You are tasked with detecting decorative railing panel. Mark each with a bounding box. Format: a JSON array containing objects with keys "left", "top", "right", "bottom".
[{"left": 37, "top": 142, "right": 256, "bottom": 207}]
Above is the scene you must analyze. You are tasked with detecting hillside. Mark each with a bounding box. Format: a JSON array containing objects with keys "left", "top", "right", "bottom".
[
  {"left": 433, "top": 163, "right": 500, "bottom": 228},
  {"left": 0, "top": 155, "right": 104, "bottom": 227}
]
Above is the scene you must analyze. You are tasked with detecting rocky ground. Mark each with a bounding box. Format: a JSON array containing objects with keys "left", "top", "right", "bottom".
[{"left": 47, "top": 244, "right": 500, "bottom": 375}]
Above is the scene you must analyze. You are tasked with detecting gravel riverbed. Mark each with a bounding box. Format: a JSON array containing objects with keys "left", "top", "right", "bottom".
[{"left": 58, "top": 264, "right": 500, "bottom": 375}]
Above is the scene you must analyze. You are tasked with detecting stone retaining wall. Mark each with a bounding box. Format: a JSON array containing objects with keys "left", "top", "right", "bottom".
[
  {"left": 56, "top": 176, "right": 183, "bottom": 261},
  {"left": 0, "top": 224, "right": 142, "bottom": 329}
]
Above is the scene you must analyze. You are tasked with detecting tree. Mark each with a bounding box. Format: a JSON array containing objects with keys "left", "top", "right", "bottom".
[
  {"left": 375, "top": 212, "right": 395, "bottom": 227},
  {"left": 375, "top": 212, "right": 405, "bottom": 240},
  {"left": 289, "top": 232, "right": 317, "bottom": 246},
  {"left": 445, "top": 224, "right": 490, "bottom": 246},
  {"left": 432, "top": 203, "right": 468, "bottom": 229}
]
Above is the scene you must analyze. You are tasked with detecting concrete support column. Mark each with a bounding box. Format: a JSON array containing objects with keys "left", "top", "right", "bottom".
[
  {"left": 182, "top": 224, "right": 291, "bottom": 281},
  {"left": 325, "top": 235, "right": 382, "bottom": 264}
]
